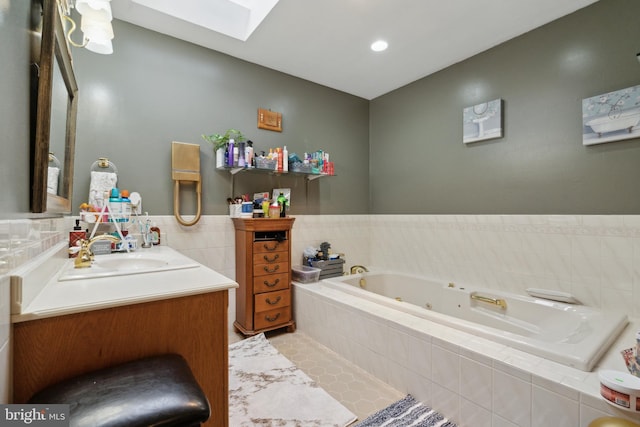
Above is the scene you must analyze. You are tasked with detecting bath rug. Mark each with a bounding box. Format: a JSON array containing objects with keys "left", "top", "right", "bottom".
[
  {"left": 354, "top": 394, "right": 457, "bottom": 427},
  {"left": 229, "top": 333, "right": 357, "bottom": 427}
]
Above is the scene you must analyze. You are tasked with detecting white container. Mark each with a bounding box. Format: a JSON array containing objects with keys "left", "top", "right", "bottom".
[
  {"left": 599, "top": 369, "right": 640, "bottom": 412},
  {"left": 291, "top": 265, "right": 321, "bottom": 283},
  {"left": 229, "top": 204, "right": 242, "bottom": 218}
]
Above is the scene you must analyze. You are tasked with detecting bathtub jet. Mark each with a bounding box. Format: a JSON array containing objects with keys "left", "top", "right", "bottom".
[{"left": 322, "top": 272, "right": 628, "bottom": 372}]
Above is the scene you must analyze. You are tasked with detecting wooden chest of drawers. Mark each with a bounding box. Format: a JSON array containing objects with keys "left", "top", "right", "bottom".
[{"left": 232, "top": 218, "right": 296, "bottom": 336}]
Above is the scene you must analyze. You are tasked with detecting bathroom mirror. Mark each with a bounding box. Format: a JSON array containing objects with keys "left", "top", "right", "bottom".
[{"left": 31, "top": 0, "right": 78, "bottom": 214}]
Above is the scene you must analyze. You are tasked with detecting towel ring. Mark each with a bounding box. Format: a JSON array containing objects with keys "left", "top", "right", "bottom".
[
  {"left": 90, "top": 157, "right": 118, "bottom": 174},
  {"left": 173, "top": 180, "right": 202, "bottom": 226},
  {"left": 48, "top": 152, "right": 61, "bottom": 169}
]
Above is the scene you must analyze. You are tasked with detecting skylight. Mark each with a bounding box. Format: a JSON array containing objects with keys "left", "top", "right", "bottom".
[{"left": 131, "top": 0, "right": 279, "bottom": 41}]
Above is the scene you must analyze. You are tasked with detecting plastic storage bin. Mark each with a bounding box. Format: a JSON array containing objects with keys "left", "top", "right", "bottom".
[{"left": 292, "top": 265, "right": 321, "bottom": 283}]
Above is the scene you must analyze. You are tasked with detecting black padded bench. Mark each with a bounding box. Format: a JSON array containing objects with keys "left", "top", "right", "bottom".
[{"left": 28, "top": 354, "right": 210, "bottom": 427}]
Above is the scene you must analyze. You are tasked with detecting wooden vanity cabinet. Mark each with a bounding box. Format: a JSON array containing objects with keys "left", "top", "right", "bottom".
[{"left": 232, "top": 217, "right": 296, "bottom": 336}]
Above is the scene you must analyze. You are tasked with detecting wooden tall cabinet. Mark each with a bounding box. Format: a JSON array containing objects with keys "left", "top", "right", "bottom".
[{"left": 232, "top": 218, "right": 296, "bottom": 336}]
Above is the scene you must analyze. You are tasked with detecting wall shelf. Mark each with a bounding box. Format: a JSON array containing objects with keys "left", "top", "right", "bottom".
[
  {"left": 218, "top": 166, "right": 333, "bottom": 181},
  {"left": 217, "top": 166, "right": 334, "bottom": 199}
]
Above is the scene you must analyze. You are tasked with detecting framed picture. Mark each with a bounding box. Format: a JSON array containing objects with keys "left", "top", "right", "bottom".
[
  {"left": 582, "top": 85, "right": 640, "bottom": 146},
  {"left": 272, "top": 188, "right": 291, "bottom": 206},
  {"left": 463, "top": 98, "right": 503, "bottom": 144}
]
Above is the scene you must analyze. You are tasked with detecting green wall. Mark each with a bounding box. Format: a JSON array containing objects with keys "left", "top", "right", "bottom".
[
  {"left": 0, "top": 0, "right": 32, "bottom": 219},
  {"left": 370, "top": 0, "right": 640, "bottom": 214},
  {"left": 71, "top": 20, "right": 370, "bottom": 216},
  {"left": 8, "top": 0, "right": 640, "bottom": 218}
]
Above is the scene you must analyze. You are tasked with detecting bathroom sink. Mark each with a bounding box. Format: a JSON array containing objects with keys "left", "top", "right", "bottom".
[{"left": 58, "top": 249, "right": 200, "bottom": 282}]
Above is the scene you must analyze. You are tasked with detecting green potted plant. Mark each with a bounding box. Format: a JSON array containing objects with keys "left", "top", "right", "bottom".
[{"left": 202, "top": 129, "right": 245, "bottom": 168}]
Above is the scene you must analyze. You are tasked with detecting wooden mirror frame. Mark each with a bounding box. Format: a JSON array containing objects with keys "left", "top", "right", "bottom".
[{"left": 32, "top": 0, "right": 78, "bottom": 214}]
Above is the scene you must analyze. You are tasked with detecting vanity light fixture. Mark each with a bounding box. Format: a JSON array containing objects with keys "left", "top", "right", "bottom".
[
  {"left": 370, "top": 39, "right": 388, "bottom": 52},
  {"left": 60, "top": 0, "right": 115, "bottom": 54}
]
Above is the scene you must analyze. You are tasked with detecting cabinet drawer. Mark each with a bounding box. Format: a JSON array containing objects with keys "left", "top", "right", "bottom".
[
  {"left": 253, "top": 261, "right": 289, "bottom": 277},
  {"left": 254, "top": 306, "right": 291, "bottom": 330},
  {"left": 253, "top": 252, "right": 286, "bottom": 265},
  {"left": 253, "top": 272, "right": 289, "bottom": 293},
  {"left": 254, "top": 289, "right": 290, "bottom": 313},
  {"left": 253, "top": 240, "right": 289, "bottom": 254}
]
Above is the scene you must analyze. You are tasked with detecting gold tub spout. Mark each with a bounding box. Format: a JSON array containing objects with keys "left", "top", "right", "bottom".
[
  {"left": 72, "top": 235, "right": 121, "bottom": 268},
  {"left": 350, "top": 265, "right": 369, "bottom": 274},
  {"left": 471, "top": 293, "right": 507, "bottom": 309}
]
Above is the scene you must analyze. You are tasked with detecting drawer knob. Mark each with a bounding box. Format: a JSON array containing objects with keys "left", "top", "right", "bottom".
[
  {"left": 266, "top": 296, "right": 282, "bottom": 305},
  {"left": 263, "top": 253, "right": 280, "bottom": 263},
  {"left": 263, "top": 278, "right": 280, "bottom": 288},
  {"left": 263, "top": 242, "right": 280, "bottom": 251},
  {"left": 263, "top": 264, "right": 280, "bottom": 273},
  {"left": 265, "top": 313, "right": 281, "bottom": 322}
]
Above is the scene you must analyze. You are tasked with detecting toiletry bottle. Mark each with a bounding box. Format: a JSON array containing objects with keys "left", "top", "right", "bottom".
[
  {"left": 277, "top": 192, "right": 287, "bottom": 217},
  {"left": 283, "top": 145, "right": 288, "bottom": 172},
  {"left": 232, "top": 140, "right": 239, "bottom": 167},
  {"left": 246, "top": 141, "right": 254, "bottom": 168},
  {"left": 277, "top": 147, "right": 283, "bottom": 171},
  {"left": 69, "top": 219, "right": 86, "bottom": 258},
  {"left": 150, "top": 223, "right": 161, "bottom": 245},
  {"left": 224, "top": 142, "right": 230, "bottom": 167},
  {"left": 228, "top": 139, "right": 235, "bottom": 167},
  {"left": 120, "top": 189, "right": 131, "bottom": 221},
  {"left": 238, "top": 141, "right": 246, "bottom": 167},
  {"left": 109, "top": 188, "right": 122, "bottom": 221}
]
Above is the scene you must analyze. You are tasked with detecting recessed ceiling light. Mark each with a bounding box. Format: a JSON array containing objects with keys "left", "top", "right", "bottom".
[{"left": 370, "top": 40, "right": 388, "bottom": 52}]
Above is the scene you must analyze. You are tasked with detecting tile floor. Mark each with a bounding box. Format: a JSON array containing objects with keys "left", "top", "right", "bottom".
[{"left": 229, "top": 330, "right": 404, "bottom": 422}]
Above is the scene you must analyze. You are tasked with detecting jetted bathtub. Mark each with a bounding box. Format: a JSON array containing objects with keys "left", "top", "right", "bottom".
[{"left": 321, "top": 272, "right": 628, "bottom": 371}]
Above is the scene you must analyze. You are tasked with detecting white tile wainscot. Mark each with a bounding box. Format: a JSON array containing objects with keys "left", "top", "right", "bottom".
[{"left": 293, "top": 282, "right": 640, "bottom": 427}]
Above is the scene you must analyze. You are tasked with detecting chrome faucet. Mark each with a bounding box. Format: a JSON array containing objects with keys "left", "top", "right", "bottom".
[
  {"left": 350, "top": 265, "right": 369, "bottom": 274},
  {"left": 71, "top": 235, "right": 121, "bottom": 268}
]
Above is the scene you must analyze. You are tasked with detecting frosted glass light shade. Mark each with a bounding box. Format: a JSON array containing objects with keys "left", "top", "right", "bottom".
[
  {"left": 85, "top": 38, "right": 113, "bottom": 55},
  {"left": 76, "top": 0, "right": 113, "bottom": 21},
  {"left": 81, "top": 17, "right": 114, "bottom": 40}
]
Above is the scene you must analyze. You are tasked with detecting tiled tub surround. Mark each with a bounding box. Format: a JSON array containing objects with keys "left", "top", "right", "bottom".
[
  {"left": 294, "top": 282, "right": 640, "bottom": 427},
  {"left": 6, "top": 214, "right": 640, "bottom": 419}
]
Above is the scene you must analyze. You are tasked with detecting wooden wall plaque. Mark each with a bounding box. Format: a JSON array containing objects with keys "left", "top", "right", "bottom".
[{"left": 258, "top": 108, "right": 282, "bottom": 132}]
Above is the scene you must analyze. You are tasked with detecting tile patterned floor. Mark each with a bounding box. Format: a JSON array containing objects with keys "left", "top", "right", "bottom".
[{"left": 229, "top": 330, "right": 404, "bottom": 422}]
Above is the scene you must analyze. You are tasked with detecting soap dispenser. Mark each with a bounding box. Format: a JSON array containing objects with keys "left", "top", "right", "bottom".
[{"left": 69, "top": 219, "right": 86, "bottom": 258}]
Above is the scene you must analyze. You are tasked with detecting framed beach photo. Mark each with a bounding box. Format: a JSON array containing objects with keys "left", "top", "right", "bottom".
[
  {"left": 582, "top": 85, "right": 640, "bottom": 146},
  {"left": 463, "top": 98, "right": 503, "bottom": 144}
]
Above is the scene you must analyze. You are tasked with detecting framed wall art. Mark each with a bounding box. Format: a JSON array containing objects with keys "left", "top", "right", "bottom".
[
  {"left": 463, "top": 98, "right": 503, "bottom": 144},
  {"left": 582, "top": 85, "right": 640, "bottom": 146}
]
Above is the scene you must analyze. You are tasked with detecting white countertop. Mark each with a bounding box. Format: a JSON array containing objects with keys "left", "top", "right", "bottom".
[{"left": 11, "top": 243, "right": 238, "bottom": 323}]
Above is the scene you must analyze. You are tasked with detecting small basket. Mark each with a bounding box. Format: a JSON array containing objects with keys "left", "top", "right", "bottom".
[
  {"left": 255, "top": 158, "right": 277, "bottom": 170},
  {"left": 303, "top": 257, "right": 345, "bottom": 279},
  {"left": 290, "top": 162, "right": 314, "bottom": 173}
]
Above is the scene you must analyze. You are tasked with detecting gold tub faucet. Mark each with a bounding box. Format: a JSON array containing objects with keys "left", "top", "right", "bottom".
[
  {"left": 350, "top": 265, "right": 369, "bottom": 274},
  {"left": 72, "top": 235, "right": 121, "bottom": 268}
]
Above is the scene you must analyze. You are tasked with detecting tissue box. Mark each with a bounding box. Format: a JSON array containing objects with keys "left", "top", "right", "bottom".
[
  {"left": 91, "top": 239, "right": 112, "bottom": 255},
  {"left": 292, "top": 265, "right": 321, "bottom": 283}
]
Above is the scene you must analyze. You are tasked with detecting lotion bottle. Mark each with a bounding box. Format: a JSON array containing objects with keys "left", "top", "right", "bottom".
[{"left": 283, "top": 145, "right": 288, "bottom": 172}]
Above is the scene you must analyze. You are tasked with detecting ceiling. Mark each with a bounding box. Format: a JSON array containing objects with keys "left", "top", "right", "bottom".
[{"left": 110, "top": 0, "right": 600, "bottom": 100}]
